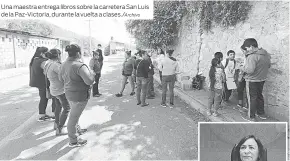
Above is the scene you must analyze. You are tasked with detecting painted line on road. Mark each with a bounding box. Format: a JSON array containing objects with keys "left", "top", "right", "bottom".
[{"left": 0, "top": 111, "right": 38, "bottom": 150}]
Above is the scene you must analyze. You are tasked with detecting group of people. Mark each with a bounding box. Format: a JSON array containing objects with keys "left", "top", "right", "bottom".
[
  {"left": 208, "top": 38, "right": 271, "bottom": 122},
  {"left": 29, "top": 44, "right": 103, "bottom": 147},
  {"left": 115, "top": 48, "right": 180, "bottom": 108}
]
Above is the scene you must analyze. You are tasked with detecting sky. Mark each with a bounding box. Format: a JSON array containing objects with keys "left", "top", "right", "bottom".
[{"left": 45, "top": 19, "right": 133, "bottom": 44}]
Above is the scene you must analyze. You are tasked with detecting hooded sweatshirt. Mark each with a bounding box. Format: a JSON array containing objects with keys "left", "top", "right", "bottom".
[{"left": 243, "top": 48, "right": 271, "bottom": 82}]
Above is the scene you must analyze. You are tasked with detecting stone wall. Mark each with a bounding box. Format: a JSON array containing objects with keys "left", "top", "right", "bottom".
[{"left": 174, "top": 1, "right": 289, "bottom": 121}]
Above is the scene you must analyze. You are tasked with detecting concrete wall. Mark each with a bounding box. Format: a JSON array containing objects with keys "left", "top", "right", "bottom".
[
  {"left": 0, "top": 31, "right": 69, "bottom": 70},
  {"left": 174, "top": 1, "right": 289, "bottom": 121},
  {"left": 199, "top": 124, "right": 287, "bottom": 161}
]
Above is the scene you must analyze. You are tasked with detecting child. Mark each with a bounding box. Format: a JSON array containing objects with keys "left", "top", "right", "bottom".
[
  {"left": 207, "top": 57, "right": 226, "bottom": 116},
  {"left": 89, "top": 51, "right": 101, "bottom": 97}
]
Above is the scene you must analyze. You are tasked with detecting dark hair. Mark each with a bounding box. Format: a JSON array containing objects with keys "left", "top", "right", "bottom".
[
  {"left": 214, "top": 52, "right": 223, "bottom": 59},
  {"left": 241, "top": 45, "right": 246, "bottom": 51},
  {"left": 93, "top": 51, "right": 99, "bottom": 57},
  {"left": 242, "top": 38, "right": 258, "bottom": 48},
  {"left": 227, "top": 50, "right": 235, "bottom": 56},
  {"left": 166, "top": 50, "right": 174, "bottom": 56},
  {"left": 65, "top": 44, "right": 81, "bottom": 57},
  {"left": 46, "top": 49, "right": 61, "bottom": 60},
  {"left": 29, "top": 46, "right": 48, "bottom": 66},
  {"left": 235, "top": 135, "right": 264, "bottom": 161},
  {"left": 159, "top": 49, "right": 165, "bottom": 55},
  {"left": 126, "top": 50, "right": 132, "bottom": 57},
  {"left": 209, "top": 58, "right": 220, "bottom": 90},
  {"left": 98, "top": 44, "right": 102, "bottom": 47}
]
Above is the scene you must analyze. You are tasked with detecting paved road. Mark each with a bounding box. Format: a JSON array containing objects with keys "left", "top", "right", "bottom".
[{"left": 0, "top": 54, "right": 208, "bottom": 160}]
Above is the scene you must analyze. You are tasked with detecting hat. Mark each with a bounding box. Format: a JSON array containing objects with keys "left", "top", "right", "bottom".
[{"left": 241, "top": 38, "right": 258, "bottom": 49}]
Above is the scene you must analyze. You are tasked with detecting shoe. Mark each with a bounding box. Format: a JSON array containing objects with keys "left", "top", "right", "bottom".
[
  {"left": 161, "top": 104, "right": 167, "bottom": 108},
  {"left": 77, "top": 128, "right": 88, "bottom": 135},
  {"left": 38, "top": 116, "right": 48, "bottom": 122},
  {"left": 256, "top": 114, "right": 267, "bottom": 120},
  {"left": 115, "top": 93, "right": 123, "bottom": 97},
  {"left": 141, "top": 103, "right": 149, "bottom": 107},
  {"left": 53, "top": 122, "right": 58, "bottom": 130},
  {"left": 68, "top": 139, "right": 87, "bottom": 148},
  {"left": 130, "top": 92, "right": 135, "bottom": 96},
  {"left": 56, "top": 127, "right": 68, "bottom": 136},
  {"left": 241, "top": 114, "right": 256, "bottom": 122},
  {"left": 137, "top": 102, "right": 141, "bottom": 105},
  {"left": 95, "top": 93, "right": 102, "bottom": 97},
  {"left": 45, "top": 115, "right": 55, "bottom": 120}
]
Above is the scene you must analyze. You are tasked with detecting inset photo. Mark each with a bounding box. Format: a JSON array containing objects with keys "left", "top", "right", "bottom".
[{"left": 199, "top": 122, "right": 288, "bottom": 161}]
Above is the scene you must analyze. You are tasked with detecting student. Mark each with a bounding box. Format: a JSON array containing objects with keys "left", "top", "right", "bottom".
[
  {"left": 160, "top": 50, "right": 180, "bottom": 107},
  {"left": 240, "top": 38, "right": 271, "bottom": 122},
  {"left": 115, "top": 51, "right": 135, "bottom": 97},
  {"left": 221, "top": 50, "right": 237, "bottom": 102},
  {"left": 207, "top": 57, "right": 226, "bottom": 116},
  {"left": 135, "top": 50, "right": 150, "bottom": 107},
  {"left": 89, "top": 51, "right": 102, "bottom": 97}
]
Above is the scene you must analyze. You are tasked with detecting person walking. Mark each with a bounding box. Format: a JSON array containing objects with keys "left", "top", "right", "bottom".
[
  {"left": 89, "top": 51, "right": 102, "bottom": 97},
  {"left": 59, "top": 44, "right": 95, "bottom": 147},
  {"left": 240, "top": 38, "right": 271, "bottom": 122},
  {"left": 115, "top": 51, "right": 135, "bottom": 97},
  {"left": 135, "top": 50, "right": 150, "bottom": 107},
  {"left": 29, "top": 46, "right": 55, "bottom": 121},
  {"left": 44, "top": 49, "right": 70, "bottom": 136},
  {"left": 160, "top": 50, "right": 180, "bottom": 108}
]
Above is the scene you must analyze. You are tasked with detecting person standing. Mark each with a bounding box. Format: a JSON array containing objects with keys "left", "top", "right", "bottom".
[
  {"left": 59, "top": 44, "right": 95, "bottom": 147},
  {"left": 97, "top": 44, "right": 104, "bottom": 70},
  {"left": 29, "top": 46, "right": 55, "bottom": 121},
  {"left": 115, "top": 51, "right": 135, "bottom": 97},
  {"left": 156, "top": 49, "right": 165, "bottom": 82},
  {"left": 44, "top": 49, "right": 70, "bottom": 136},
  {"left": 89, "top": 51, "right": 102, "bottom": 97},
  {"left": 146, "top": 52, "right": 155, "bottom": 99},
  {"left": 135, "top": 50, "right": 150, "bottom": 107},
  {"left": 240, "top": 38, "right": 271, "bottom": 122},
  {"left": 221, "top": 50, "right": 237, "bottom": 103},
  {"left": 160, "top": 50, "right": 180, "bottom": 108}
]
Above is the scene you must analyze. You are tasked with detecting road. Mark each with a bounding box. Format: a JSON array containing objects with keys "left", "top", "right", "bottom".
[{"left": 0, "top": 54, "right": 208, "bottom": 160}]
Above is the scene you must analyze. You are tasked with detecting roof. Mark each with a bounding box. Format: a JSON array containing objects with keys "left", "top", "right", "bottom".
[{"left": 0, "top": 27, "right": 69, "bottom": 41}]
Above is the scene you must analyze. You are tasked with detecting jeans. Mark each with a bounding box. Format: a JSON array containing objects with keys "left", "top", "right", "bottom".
[
  {"left": 245, "top": 81, "right": 265, "bottom": 118},
  {"left": 161, "top": 75, "right": 176, "bottom": 104},
  {"left": 136, "top": 77, "right": 149, "bottom": 105},
  {"left": 55, "top": 93, "right": 71, "bottom": 128},
  {"left": 208, "top": 89, "right": 223, "bottom": 112},
  {"left": 120, "top": 74, "right": 135, "bottom": 94},
  {"left": 147, "top": 73, "right": 155, "bottom": 97},
  {"left": 67, "top": 100, "right": 88, "bottom": 143},
  {"left": 93, "top": 73, "right": 101, "bottom": 95},
  {"left": 159, "top": 71, "right": 162, "bottom": 82},
  {"left": 237, "top": 78, "right": 248, "bottom": 108},
  {"left": 222, "top": 82, "right": 232, "bottom": 101}
]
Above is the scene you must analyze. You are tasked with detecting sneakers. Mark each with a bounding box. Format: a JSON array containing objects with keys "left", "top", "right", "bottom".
[
  {"left": 115, "top": 93, "right": 123, "bottom": 97},
  {"left": 38, "top": 116, "right": 48, "bottom": 122},
  {"left": 56, "top": 127, "right": 68, "bottom": 136},
  {"left": 161, "top": 104, "right": 167, "bottom": 108},
  {"left": 69, "top": 138, "right": 87, "bottom": 148},
  {"left": 256, "top": 114, "right": 268, "bottom": 120},
  {"left": 141, "top": 103, "right": 149, "bottom": 107},
  {"left": 237, "top": 104, "right": 248, "bottom": 111}
]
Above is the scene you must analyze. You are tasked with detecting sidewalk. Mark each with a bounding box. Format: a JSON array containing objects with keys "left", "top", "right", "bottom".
[
  {"left": 0, "top": 67, "right": 29, "bottom": 81},
  {"left": 153, "top": 74, "right": 279, "bottom": 122}
]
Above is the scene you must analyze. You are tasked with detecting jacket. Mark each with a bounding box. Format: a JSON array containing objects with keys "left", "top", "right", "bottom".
[{"left": 243, "top": 48, "right": 271, "bottom": 82}]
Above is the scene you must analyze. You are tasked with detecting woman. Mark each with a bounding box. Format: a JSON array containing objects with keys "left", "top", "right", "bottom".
[
  {"left": 89, "top": 51, "right": 102, "bottom": 97},
  {"left": 44, "top": 49, "right": 70, "bottom": 136},
  {"left": 59, "top": 44, "right": 95, "bottom": 147},
  {"left": 115, "top": 51, "right": 135, "bottom": 97},
  {"left": 29, "top": 46, "right": 55, "bottom": 121},
  {"left": 231, "top": 135, "right": 267, "bottom": 161},
  {"left": 156, "top": 49, "right": 165, "bottom": 82}
]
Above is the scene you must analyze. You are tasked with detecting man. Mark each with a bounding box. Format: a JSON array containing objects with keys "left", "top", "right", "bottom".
[
  {"left": 221, "top": 50, "right": 237, "bottom": 103},
  {"left": 160, "top": 50, "right": 180, "bottom": 108},
  {"left": 147, "top": 52, "right": 155, "bottom": 99},
  {"left": 240, "top": 38, "right": 271, "bottom": 122},
  {"left": 96, "top": 44, "right": 104, "bottom": 70},
  {"left": 135, "top": 50, "right": 150, "bottom": 107}
]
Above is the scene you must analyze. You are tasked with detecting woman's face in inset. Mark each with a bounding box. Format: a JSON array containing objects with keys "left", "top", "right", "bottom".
[{"left": 239, "top": 138, "right": 259, "bottom": 161}]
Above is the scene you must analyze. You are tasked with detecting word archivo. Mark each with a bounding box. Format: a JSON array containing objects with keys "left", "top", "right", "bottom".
[{"left": 1, "top": 4, "right": 150, "bottom": 10}]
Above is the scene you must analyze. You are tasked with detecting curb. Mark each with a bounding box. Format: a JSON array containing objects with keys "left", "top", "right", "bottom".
[
  {"left": 0, "top": 112, "right": 38, "bottom": 150},
  {"left": 153, "top": 75, "right": 235, "bottom": 122}
]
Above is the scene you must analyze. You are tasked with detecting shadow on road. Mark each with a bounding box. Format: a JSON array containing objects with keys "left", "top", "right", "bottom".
[{"left": 0, "top": 55, "right": 207, "bottom": 160}]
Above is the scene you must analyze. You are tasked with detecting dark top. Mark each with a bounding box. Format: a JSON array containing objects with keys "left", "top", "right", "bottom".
[
  {"left": 135, "top": 59, "right": 150, "bottom": 78},
  {"left": 148, "top": 57, "right": 154, "bottom": 75},
  {"left": 59, "top": 57, "right": 91, "bottom": 102},
  {"left": 97, "top": 49, "right": 104, "bottom": 62},
  {"left": 29, "top": 57, "right": 47, "bottom": 89}
]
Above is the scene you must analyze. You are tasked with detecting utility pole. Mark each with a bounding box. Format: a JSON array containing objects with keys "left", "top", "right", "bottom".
[{"left": 86, "top": 20, "right": 92, "bottom": 56}]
